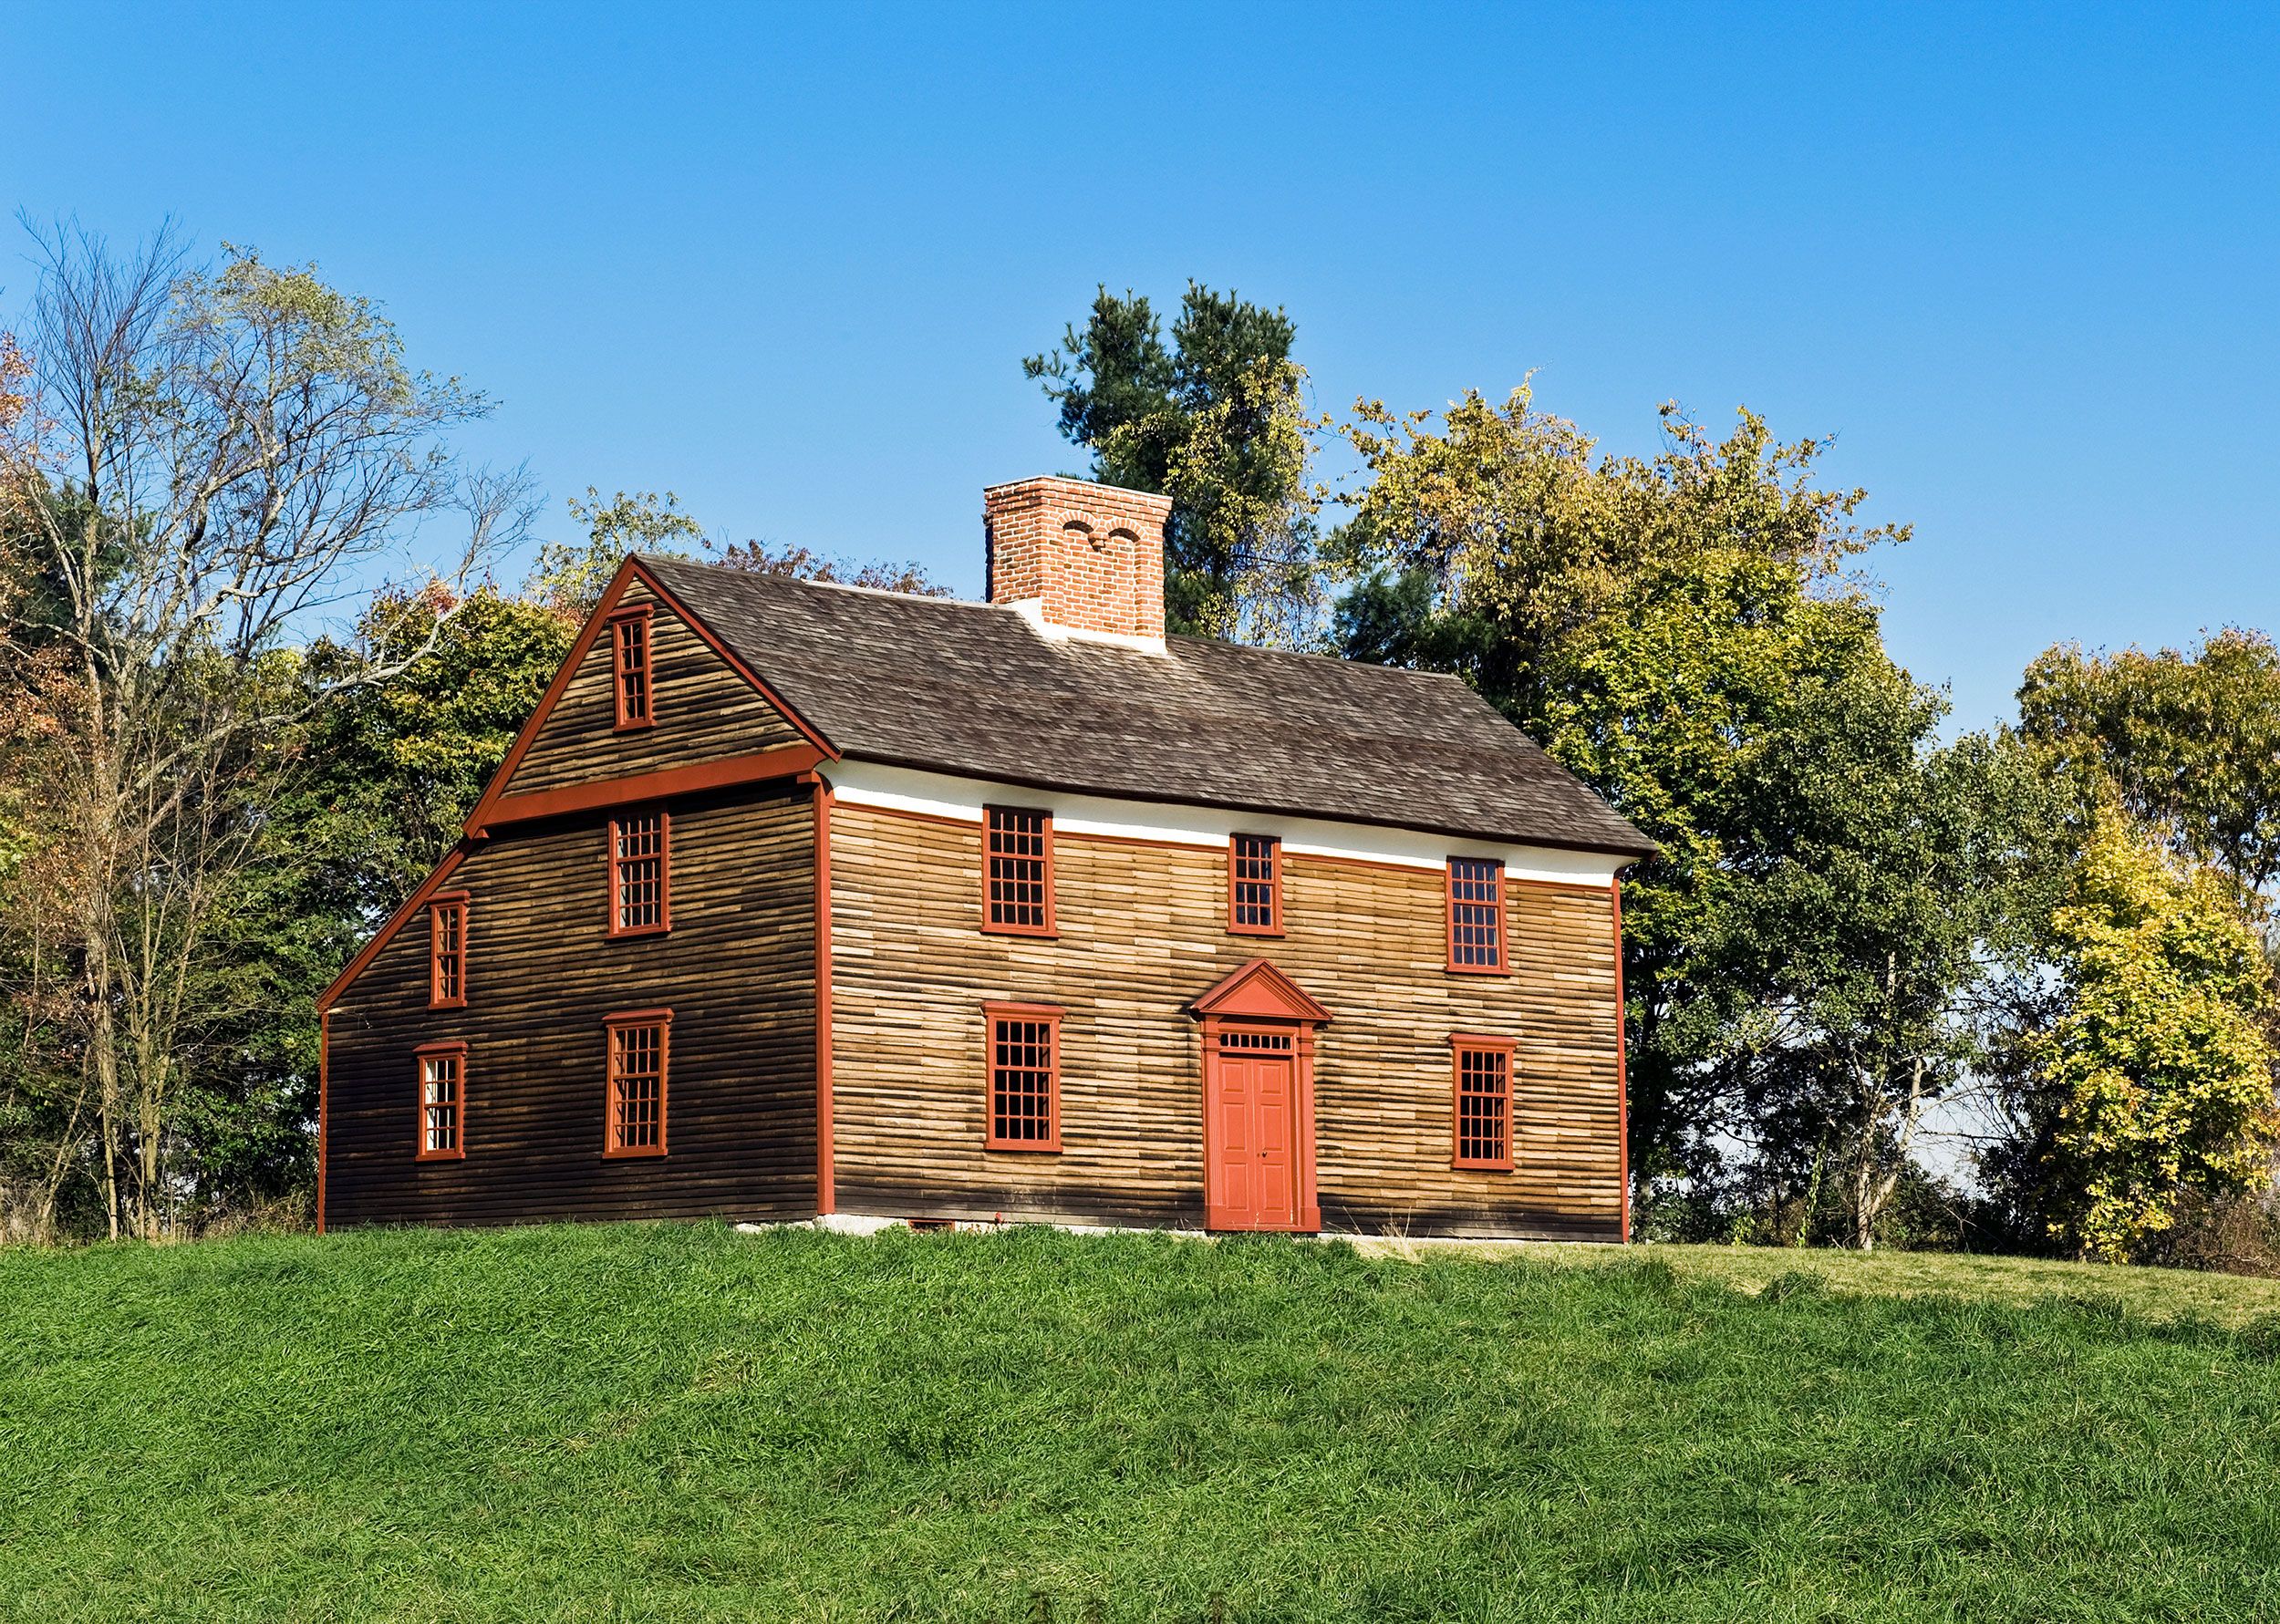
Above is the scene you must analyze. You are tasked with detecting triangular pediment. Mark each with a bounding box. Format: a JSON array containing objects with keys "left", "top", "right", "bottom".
[{"left": 1187, "top": 958, "right": 1334, "bottom": 1025}]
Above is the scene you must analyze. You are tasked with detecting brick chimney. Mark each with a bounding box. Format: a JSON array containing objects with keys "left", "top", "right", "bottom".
[{"left": 983, "top": 476, "right": 1171, "bottom": 647}]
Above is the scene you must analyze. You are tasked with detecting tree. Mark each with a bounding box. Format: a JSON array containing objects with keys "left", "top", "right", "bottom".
[
  {"left": 1329, "top": 388, "right": 2047, "bottom": 1244},
  {"left": 0, "top": 226, "right": 524, "bottom": 1241},
  {"left": 1026, "top": 284, "right": 1319, "bottom": 641},
  {"left": 2018, "top": 629, "right": 2280, "bottom": 902},
  {"left": 526, "top": 487, "right": 706, "bottom": 616},
  {"left": 2014, "top": 812, "right": 2280, "bottom": 1261}
]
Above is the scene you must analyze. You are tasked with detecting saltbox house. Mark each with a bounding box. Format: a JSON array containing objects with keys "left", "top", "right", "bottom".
[{"left": 317, "top": 476, "right": 1653, "bottom": 1238}]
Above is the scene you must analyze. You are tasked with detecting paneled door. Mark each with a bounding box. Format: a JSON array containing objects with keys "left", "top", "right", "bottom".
[{"left": 1207, "top": 1035, "right": 1301, "bottom": 1230}]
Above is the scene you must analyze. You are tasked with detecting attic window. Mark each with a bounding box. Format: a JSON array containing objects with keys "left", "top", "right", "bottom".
[
  {"left": 1228, "top": 834, "right": 1281, "bottom": 936},
  {"left": 611, "top": 605, "right": 653, "bottom": 729},
  {"left": 428, "top": 893, "right": 469, "bottom": 1009},
  {"left": 604, "top": 1009, "right": 671, "bottom": 1157},
  {"left": 985, "top": 1002, "right": 1062, "bottom": 1152},
  {"left": 1446, "top": 857, "right": 1507, "bottom": 973},
  {"left": 415, "top": 1041, "right": 466, "bottom": 1161},
  {"left": 983, "top": 807, "right": 1055, "bottom": 936},
  {"left": 1450, "top": 1036, "right": 1515, "bottom": 1169},
  {"left": 608, "top": 812, "right": 670, "bottom": 936}
]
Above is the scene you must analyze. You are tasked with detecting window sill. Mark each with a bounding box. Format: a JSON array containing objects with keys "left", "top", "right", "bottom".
[
  {"left": 613, "top": 718, "right": 655, "bottom": 733},
  {"left": 1228, "top": 926, "right": 1285, "bottom": 939},
  {"left": 428, "top": 997, "right": 467, "bottom": 1012},
  {"left": 984, "top": 1143, "right": 1064, "bottom": 1154},
  {"left": 1445, "top": 963, "right": 1511, "bottom": 978},
  {"left": 980, "top": 925, "right": 1059, "bottom": 940},
  {"left": 415, "top": 1148, "right": 465, "bottom": 1163},
  {"left": 1452, "top": 1158, "right": 1516, "bottom": 1173},
  {"left": 607, "top": 923, "right": 672, "bottom": 940},
  {"left": 603, "top": 1146, "right": 668, "bottom": 1160}
]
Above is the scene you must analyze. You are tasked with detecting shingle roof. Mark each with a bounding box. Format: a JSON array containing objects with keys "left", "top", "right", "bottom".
[{"left": 641, "top": 555, "right": 1654, "bottom": 857}]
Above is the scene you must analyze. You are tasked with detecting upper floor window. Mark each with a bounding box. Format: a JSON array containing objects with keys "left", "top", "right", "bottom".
[
  {"left": 1450, "top": 1035, "right": 1515, "bottom": 1169},
  {"left": 416, "top": 1041, "right": 466, "bottom": 1161},
  {"left": 611, "top": 605, "right": 653, "bottom": 729},
  {"left": 428, "top": 893, "right": 469, "bottom": 1009},
  {"left": 1228, "top": 833, "right": 1281, "bottom": 936},
  {"left": 983, "top": 807, "right": 1055, "bottom": 936},
  {"left": 1446, "top": 857, "right": 1506, "bottom": 973},
  {"left": 608, "top": 812, "right": 671, "bottom": 936},
  {"left": 984, "top": 1001, "right": 1062, "bottom": 1151},
  {"left": 604, "top": 1009, "right": 670, "bottom": 1157}
]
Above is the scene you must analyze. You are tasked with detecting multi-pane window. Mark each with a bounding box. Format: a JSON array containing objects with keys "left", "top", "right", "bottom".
[
  {"left": 983, "top": 807, "right": 1054, "bottom": 935},
  {"left": 604, "top": 1011, "right": 670, "bottom": 1157},
  {"left": 608, "top": 812, "right": 670, "bottom": 936},
  {"left": 612, "top": 607, "right": 652, "bottom": 729},
  {"left": 1228, "top": 833, "right": 1281, "bottom": 936},
  {"left": 1446, "top": 857, "right": 1507, "bottom": 972},
  {"left": 985, "top": 1003, "right": 1062, "bottom": 1151},
  {"left": 428, "top": 895, "right": 468, "bottom": 1009},
  {"left": 416, "top": 1043, "right": 465, "bottom": 1161},
  {"left": 1451, "top": 1037, "right": 1515, "bottom": 1169}
]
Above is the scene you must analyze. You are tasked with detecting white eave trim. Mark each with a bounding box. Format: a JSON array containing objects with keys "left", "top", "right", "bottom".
[{"left": 823, "top": 760, "right": 1625, "bottom": 887}]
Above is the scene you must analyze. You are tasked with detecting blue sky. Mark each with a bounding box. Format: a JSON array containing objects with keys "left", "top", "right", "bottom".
[{"left": 6, "top": 3, "right": 2275, "bottom": 729}]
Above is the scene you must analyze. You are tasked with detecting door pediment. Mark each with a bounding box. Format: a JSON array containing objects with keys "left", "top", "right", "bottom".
[{"left": 1187, "top": 957, "right": 1333, "bottom": 1026}]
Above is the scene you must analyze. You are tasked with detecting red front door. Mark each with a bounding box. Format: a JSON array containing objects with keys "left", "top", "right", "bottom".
[{"left": 1208, "top": 1047, "right": 1301, "bottom": 1230}]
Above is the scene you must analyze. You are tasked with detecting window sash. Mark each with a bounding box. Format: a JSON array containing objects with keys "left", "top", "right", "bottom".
[
  {"left": 1451, "top": 1039, "right": 1514, "bottom": 1169},
  {"left": 1446, "top": 858, "right": 1506, "bottom": 971},
  {"left": 429, "top": 898, "right": 467, "bottom": 1009},
  {"left": 612, "top": 610, "right": 652, "bottom": 728},
  {"left": 609, "top": 812, "right": 670, "bottom": 936},
  {"left": 983, "top": 808, "right": 1055, "bottom": 935},
  {"left": 604, "top": 1013, "right": 671, "bottom": 1157},
  {"left": 415, "top": 1046, "right": 465, "bottom": 1160},
  {"left": 1228, "top": 834, "right": 1281, "bottom": 935},
  {"left": 985, "top": 1003, "right": 1062, "bottom": 1151}
]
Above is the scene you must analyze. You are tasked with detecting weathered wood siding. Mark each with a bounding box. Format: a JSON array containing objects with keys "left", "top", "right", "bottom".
[
  {"left": 504, "top": 581, "right": 808, "bottom": 796},
  {"left": 326, "top": 781, "right": 818, "bottom": 1227},
  {"left": 829, "top": 803, "right": 1623, "bottom": 1239}
]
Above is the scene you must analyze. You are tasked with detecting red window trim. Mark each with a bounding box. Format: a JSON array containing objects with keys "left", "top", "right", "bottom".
[
  {"left": 414, "top": 1040, "right": 468, "bottom": 1162},
  {"left": 427, "top": 891, "right": 470, "bottom": 1009},
  {"left": 1445, "top": 855, "right": 1509, "bottom": 975},
  {"left": 602, "top": 1008, "right": 673, "bottom": 1159},
  {"left": 1228, "top": 833, "right": 1283, "bottom": 937},
  {"left": 1449, "top": 1033, "right": 1517, "bottom": 1171},
  {"left": 609, "top": 604, "right": 655, "bottom": 731},
  {"left": 983, "top": 1000, "right": 1063, "bottom": 1153},
  {"left": 980, "top": 806, "right": 1057, "bottom": 937},
  {"left": 606, "top": 810, "right": 672, "bottom": 937}
]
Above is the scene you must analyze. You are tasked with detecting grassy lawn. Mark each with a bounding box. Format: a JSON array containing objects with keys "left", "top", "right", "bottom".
[{"left": 5, "top": 1225, "right": 2280, "bottom": 1621}]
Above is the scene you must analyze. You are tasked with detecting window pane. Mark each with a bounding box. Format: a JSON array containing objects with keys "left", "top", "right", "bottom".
[
  {"left": 610, "top": 1023, "right": 665, "bottom": 1151},
  {"left": 615, "top": 816, "right": 666, "bottom": 930},
  {"left": 1456, "top": 1046, "right": 1510, "bottom": 1164},
  {"left": 1450, "top": 859, "right": 1503, "bottom": 967},
  {"left": 991, "top": 1017, "right": 1055, "bottom": 1143},
  {"left": 987, "top": 810, "right": 1050, "bottom": 929}
]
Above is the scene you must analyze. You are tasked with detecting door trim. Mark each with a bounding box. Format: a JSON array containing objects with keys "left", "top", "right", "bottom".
[{"left": 1198, "top": 1016, "right": 1321, "bottom": 1232}]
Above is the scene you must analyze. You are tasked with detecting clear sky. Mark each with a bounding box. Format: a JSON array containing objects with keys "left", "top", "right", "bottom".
[{"left": 6, "top": 3, "right": 2275, "bottom": 729}]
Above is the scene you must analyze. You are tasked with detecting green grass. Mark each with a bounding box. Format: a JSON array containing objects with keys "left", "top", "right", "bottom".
[{"left": 5, "top": 1226, "right": 2280, "bottom": 1622}]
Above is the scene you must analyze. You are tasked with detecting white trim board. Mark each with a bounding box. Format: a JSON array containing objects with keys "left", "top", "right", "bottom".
[{"left": 824, "top": 759, "right": 1624, "bottom": 887}]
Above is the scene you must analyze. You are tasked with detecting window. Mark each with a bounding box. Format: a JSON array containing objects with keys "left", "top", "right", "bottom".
[
  {"left": 428, "top": 893, "right": 469, "bottom": 1009},
  {"left": 608, "top": 812, "right": 670, "bottom": 936},
  {"left": 604, "top": 1009, "right": 671, "bottom": 1157},
  {"left": 984, "top": 1002, "right": 1062, "bottom": 1151},
  {"left": 1228, "top": 834, "right": 1281, "bottom": 936},
  {"left": 1450, "top": 1036, "right": 1515, "bottom": 1170},
  {"left": 415, "top": 1042, "right": 466, "bottom": 1161},
  {"left": 1446, "top": 857, "right": 1507, "bottom": 973},
  {"left": 611, "top": 606, "right": 653, "bottom": 729},
  {"left": 983, "top": 807, "right": 1055, "bottom": 936}
]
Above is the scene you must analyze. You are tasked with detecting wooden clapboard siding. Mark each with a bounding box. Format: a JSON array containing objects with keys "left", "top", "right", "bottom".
[
  {"left": 828, "top": 803, "right": 1623, "bottom": 1240},
  {"left": 504, "top": 581, "right": 807, "bottom": 796},
  {"left": 324, "top": 781, "right": 818, "bottom": 1227}
]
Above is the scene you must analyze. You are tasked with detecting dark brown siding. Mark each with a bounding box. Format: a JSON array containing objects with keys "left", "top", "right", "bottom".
[
  {"left": 503, "top": 581, "right": 808, "bottom": 797},
  {"left": 325, "top": 781, "right": 818, "bottom": 1227},
  {"left": 829, "top": 804, "right": 1623, "bottom": 1240}
]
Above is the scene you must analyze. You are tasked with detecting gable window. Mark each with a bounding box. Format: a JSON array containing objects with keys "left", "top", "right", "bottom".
[
  {"left": 1446, "top": 856, "right": 1507, "bottom": 973},
  {"left": 604, "top": 1009, "right": 671, "bottom": 1157},
  {"left": 428, "top": 893, "right": 469, "bottom": 1009},
  {"left": 1450, "top": 1035, "right": 1515, "bottom": 1170},
  {"left": 415, "top": 1041, "right": 467, "bottom": 1161},
  {"left": 608, "top": 812, "right": 671, "bottom": 936},
  {"left": 982, "top": 807, "right": 1055, "bottom": 936},
  {"left": 611, "top": 605, "right": 653, "bottom": 729},
  {"left": 1228, "top": 833, "right": 1282, "bottom": 936},
  {"left": 984, "top": 1001, "right": 1062, "bottom": 1151}
]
